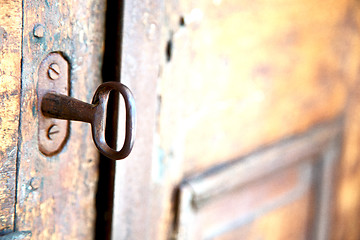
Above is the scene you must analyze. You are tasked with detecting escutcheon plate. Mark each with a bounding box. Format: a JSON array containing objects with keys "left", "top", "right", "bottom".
[{"left": 38, "top": 52, "right": 69, "bottom": 156}]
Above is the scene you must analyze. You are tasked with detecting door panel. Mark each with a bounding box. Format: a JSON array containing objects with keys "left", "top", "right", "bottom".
[
  {"left": 112, "top": 0, "right": 360, "bottom": 239},
  {"left": 176, "top": 121, "right": 342, "bottom": 239},
  {"left": 111, "top": 0, "right": 163, "bottom": 239},
  {"left": 180, "top": 165, "right": 314, "bottom": 240},
  {"left": 160, "top": 0, "right": 351, "bottom": 175},
  {"left": 0, "top": 0, "right": 22, "bottom": 234},
  {"left": 2, "top": 0, "right": 360, "bottom": 239},
  {"left": 13, "top": 0, "right": 105, "bottom": 238}
]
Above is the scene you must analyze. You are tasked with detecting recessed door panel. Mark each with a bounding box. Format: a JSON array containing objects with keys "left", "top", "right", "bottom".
[{"left": 176, "top": 121, "right": 342, "bottom": 239}]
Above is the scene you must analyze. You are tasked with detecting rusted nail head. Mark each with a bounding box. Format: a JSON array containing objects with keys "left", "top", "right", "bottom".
[
  {"left": 47, "top": 124, "right": 60, "bottom": 140},
  {"left": 33, "top": 25, "right": 45, "bottom": 38},
  {"left": 48, "top": 63, "right": 60, "bottom": 80},
  {"left": 30, "top": 177, "right": 41, "bottom": 190}
]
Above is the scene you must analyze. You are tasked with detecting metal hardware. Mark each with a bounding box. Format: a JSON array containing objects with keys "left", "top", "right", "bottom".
[
  {"left": 48, "top": 63, "right": 60, "bottom": 80},
  {"left": 38, "top": 52, "right": 69, "bottom": 156},
  {"left": 38, "top": 52, "right": 135, "bottom": 159},
  {"left": 29, "top": 177, "right": 41, "bottom": 190},
  {"left": 40, "top": 82, "right": 136, "bottom": 160},
  {"left": 33, "top": 24, "right": 45, "bottom": 38}
]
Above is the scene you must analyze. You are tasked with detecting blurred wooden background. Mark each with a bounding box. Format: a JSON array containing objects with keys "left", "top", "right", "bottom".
[{"left": 2, "top": 0, "right": 360, "bottom": 239}]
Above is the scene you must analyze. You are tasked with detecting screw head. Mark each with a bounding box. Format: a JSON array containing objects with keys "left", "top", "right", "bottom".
[
  {"left": 30, "top": 177, "right": 41, "bottom": 190},
  {"left": 47, "top": 124, "right": 60, "bottom": 140},
  {"left": 33, "top": 25, "right": 45, "bottom": 38},
  {"left": 48, "top": 63, "right": 60, "bottom": 80}
]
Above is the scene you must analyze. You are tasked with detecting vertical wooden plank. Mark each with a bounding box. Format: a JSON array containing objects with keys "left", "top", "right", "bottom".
[
  {"left": 111, "top": 0, "right": 163, "bottom": 239},
  {"left": 330, "top": 2, "right": 360, "bottom": 239},
  {"left": 0, "top": 0, "right": 22, "bottom": 234},
  {"left": 15, "top": 0, "right": 105, "bottom": 238}
]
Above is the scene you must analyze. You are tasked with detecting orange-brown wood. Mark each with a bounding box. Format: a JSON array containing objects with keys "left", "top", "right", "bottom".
[
  {"left": 0, "top": 0, "right": 22, "bottom": 234},
  {"left": 14, "top": 0, "right": 105, "bottom": 239},
  {"left": 176, "top": 121, "right": 342, "bottom": 239},
  {"left": 111, "top": 0, "right": 163, "bottom": 239},
  {"left": 112, "top": 0, "right": 360, "bottom": 239},
  {"left": 160, "top": 0, "right": 355, "bottom": 174},
  {"left": 1, "top": 0, "right": 359, "bottom": 239},
  {"left": 333, "top": 25, "right": 360, "bottom": 238}
]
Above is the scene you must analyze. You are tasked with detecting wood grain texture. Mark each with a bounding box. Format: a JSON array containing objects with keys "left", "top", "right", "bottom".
[
  {"left": 15, "top": 0, "right": 105, "bottom": 238},
  {"left": 160, "top": 0, "right": 352, "bottom": 174},
  {"left": 332, "top": 2, "right": 360, "bottom": 236},
  {"left": 0, "top": 0, "right": 22, "bottom": 234},
  {"left": 176, "top": 120, "right": 342, "bottom": 239},
  {"left": 179, "top": 165, "right": 314, "bottom": 240},
  {"left": 111, "top": 0, "right": 163, "bottom": 239},
  {"left": 111, "top": 0, "right": 360, "bottom": 239},
  {"left": 152, "top": 0, "right": 360, "bottom": 239}
]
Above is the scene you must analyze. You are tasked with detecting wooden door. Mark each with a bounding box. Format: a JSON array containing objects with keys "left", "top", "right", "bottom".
[
  {"left": 111, "top": 0, "right": 360, "bottom": 239},
  {"left": 0, "top": 1, "right": 22, "bottom": 236},
  {"left": 0, "top": 0, "right": 105, "bottom": 239},
  {"left": 2, "top": 0, "right": 360, "bottom": 240}
]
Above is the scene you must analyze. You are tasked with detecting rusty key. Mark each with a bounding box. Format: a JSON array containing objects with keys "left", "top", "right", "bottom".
[{"left": 40, "top": 82, "right": 136, "bottom": 160}]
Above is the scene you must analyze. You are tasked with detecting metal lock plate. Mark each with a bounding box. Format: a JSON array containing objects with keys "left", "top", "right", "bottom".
[{"left": 38, "top": 52, "right": 69, "bottom": 156}]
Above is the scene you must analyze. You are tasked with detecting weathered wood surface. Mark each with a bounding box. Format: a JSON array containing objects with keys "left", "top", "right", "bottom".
[
  {"left": 15, "top": 0, "right": 105, "bottom": 239},
  {"left": 0, "top": 0, "right": 22, "bottom": 235},
  {"left": 176, "top": 121, "right": 343, "bottom": 239},
  {"left": 333, "top": 15, "right": 360, "bottom": 237},
  {"left": 160, "top": 0, "right": 354, "bottom": 174},
  {"left": 112, "top": 0, "right": 360, "bottom": 239},
  {"left": 111, "top": 0, "right": 163, "bottom": 239}
]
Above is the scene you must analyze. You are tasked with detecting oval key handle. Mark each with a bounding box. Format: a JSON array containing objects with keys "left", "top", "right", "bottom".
[{"left": 40, "top": 82, "right": 136, "bottom": 160}]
